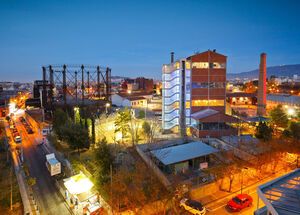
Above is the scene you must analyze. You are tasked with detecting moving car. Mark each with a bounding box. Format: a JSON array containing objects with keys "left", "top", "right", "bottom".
[
  {"left": 180, "top": 198, "right": 206, "bottom": 215},
  {"left": 227, "top": 194, "right": 253, "bottom": 212}
]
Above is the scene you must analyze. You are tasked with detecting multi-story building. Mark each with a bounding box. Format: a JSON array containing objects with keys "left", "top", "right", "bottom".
[{"left": 162, "top": 50, "right": 238, "bottom": 137}]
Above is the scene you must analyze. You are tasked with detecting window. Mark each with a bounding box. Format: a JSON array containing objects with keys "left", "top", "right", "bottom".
[
  {"left": 192, "top": 62, "right": 226, "bottom": 69},
  {"left": 192, "top": 62, "right": 209, "bottom": 69},
  {"left": 186, "top": 62, "right": 191, "bottom": 69},
  {"left": 192, "top": 100, "right": 224, "bottom": 106},
  {"left": 192, "top": 82, "right": 208, "bottom": 89},
  {"left": 186, "top": 101, "right": 190, "bottom": 109},
  {"left": 192, "top": 82, "right": 225, "bottom": 89}
]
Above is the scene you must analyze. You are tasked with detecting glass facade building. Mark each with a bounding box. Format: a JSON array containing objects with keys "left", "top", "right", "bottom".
[
  {"left": 162, "top": 50, "right": 227, "bottom": 133},
  {"left": 162, "top": 60, "right": 191, "bottom": 130}
]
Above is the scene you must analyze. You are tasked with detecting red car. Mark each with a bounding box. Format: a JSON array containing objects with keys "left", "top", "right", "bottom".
[{"left": 227, "top": 194, "right": 253, "bottom": 212}]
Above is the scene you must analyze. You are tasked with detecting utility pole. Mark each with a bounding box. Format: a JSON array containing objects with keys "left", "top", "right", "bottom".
[
  {"left": 10, "top": 163, "right": 13, "bottom": 210},
  {"left": 110, "top": 164, "right": 113, "bottom": 208}
]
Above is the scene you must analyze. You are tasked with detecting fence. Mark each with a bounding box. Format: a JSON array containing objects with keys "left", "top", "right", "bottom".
[{"left": 135, "top": 145, "right": 171, "bottom": 189}]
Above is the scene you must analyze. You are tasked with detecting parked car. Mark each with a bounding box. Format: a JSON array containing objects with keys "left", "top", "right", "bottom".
[
  {"left": 27, "top": 128, "right": 34, "bottom": 134},
  {"left": 14, "top": 136, "right": 22, "bottom": 143},
  {"left": 179, "top": 198, "right": 206, "bottom": 215},
  {"left": 227, "top": 194, "right": 253, "bottom": 212}
]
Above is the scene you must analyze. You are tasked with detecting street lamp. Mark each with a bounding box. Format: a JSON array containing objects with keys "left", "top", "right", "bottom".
[
  {"left": 287, "top": 108, "right": 295, "bottom": 117},
  {"left": 74, "top": 107, "right": 79, "bottom": 122},
  {"left": 240, "top": 167, "right": 248, "bottom": 194},
  {"left": 105, "top": 103, "right": 110, "bottom": 115}
]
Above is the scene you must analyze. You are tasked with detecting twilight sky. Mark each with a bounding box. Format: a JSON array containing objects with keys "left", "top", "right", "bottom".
[{"left": 0, "top": 0, "right": 299, "bottom": 82}]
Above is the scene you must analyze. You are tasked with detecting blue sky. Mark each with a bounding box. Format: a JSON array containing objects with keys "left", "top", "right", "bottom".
[{"left": 0, "top": 0, "right": 299, "bottom": 81}]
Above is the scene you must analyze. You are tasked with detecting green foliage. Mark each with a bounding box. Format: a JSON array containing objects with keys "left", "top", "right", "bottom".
[
  {"left": 94, "top": 138, "right": 113, "bottom": 186},
  {"left": 137, "top": 110, "right": 145, "bottom": 119},
  {"left": 142, "top": 120, "right": 160, "bottom": 143},
  {"left": 63, "top": 123, "right": 89, "bottom": 152},
  {"left": 27, "top": 177, "right": 36, "bottom": 187},
  {"left": 53, "top": 108, "right": 69, "bottom": 139},
  {"left": 142, "top": 121, "right": 151, "bottom": 136},
  {"left": 269, "top": 105, "right": 289, "bottom": 128},
  {"left": 255, "top": 122, "right": 273, "bottom": 141},
  {"left": 114, "top": 108, "right": 131, "bottom": 143},
  {"left": 289, "top": 122, "right": 300, "bottom": 140},
  {"left": 74, "top": 108, "right": 80, "bottom": 124}
]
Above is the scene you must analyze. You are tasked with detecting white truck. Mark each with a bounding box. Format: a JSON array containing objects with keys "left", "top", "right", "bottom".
[{"left": 45, "top": 153, "right": 61, "bottom": 176}]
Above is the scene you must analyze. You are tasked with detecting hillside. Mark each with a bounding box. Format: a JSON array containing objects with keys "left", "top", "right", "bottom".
[{"left": 228, "top": 64, "right": 300, "bottom": 80}]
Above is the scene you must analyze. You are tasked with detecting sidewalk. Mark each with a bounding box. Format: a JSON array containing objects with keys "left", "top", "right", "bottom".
[{"left": 4, "top": 121, "right": 36, "bottom": 215}]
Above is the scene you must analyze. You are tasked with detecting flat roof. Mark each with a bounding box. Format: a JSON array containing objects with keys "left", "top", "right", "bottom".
[
  {"left": 150, "top": 141, "right": 218, "bottom": 166},
  {"left": 47, "top": 158, "right": 59, "bottom": 165},
  {"left": 267, "top": 94, "right": 300, "bottom": 105},
  {"left": 191, "top": 109, "right": 219, "bottom": 120},
  {"left": 258, "top": 169, "right": 300, "bottom": 215}
]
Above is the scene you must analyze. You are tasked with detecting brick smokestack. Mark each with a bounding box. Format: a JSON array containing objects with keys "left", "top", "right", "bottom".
[
  {"left": 171, "top": 52, "right": 174, "bottom": 63},
  {"left": 257, "top": 53, "right": 267, "bottom": 116}
]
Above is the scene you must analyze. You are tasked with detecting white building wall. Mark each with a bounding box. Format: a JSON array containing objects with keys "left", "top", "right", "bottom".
[{"left": 111, "top": 94, "right": 131, "bottom": 107}]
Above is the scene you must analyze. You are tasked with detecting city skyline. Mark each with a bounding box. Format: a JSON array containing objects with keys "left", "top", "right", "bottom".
[{"left": 1, "top": 0, "right": 300, "bottom": 82}]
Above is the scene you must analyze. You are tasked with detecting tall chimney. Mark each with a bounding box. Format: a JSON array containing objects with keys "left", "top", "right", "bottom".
[
  {"left": 171, "top": 52, "right": 174, "bottom": 63},
  {"left": 257, "top": 53, "right": 267, "bottom": 116}
]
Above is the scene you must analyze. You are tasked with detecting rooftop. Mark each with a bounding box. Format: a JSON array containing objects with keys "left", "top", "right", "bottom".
[
  {"left": 191, "top": 109, "right": 219, "bottom": 120},
  {"left": 257, "top": 169, "right": 300, "bottom": 215},
  {"left": 150, "top": 141, "right": 218, "bottom": 166},
  {"left": 267, "top": 94, "right": 300, "bottom": 105}
]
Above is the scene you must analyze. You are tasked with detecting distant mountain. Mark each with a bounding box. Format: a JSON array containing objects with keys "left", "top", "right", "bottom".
[{"left": 228, "top": 64, "right": 300, "bottom": 80}]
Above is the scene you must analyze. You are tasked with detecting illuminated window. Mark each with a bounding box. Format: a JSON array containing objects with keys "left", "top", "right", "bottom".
[
  {"left": 192, "top": 100, "right": 224, "bottom": 106},
  {"left": 186, "top": 101, "right": 190, "bottom": 109},
  {"left": 192, "top": 62, "right": 209, "bottom": 69},
  {"left": 192, "top": 62, "right": 226, "bottom": 69},
  {"left": 175, "top": 62, "right": 180, "bottom": 69},
  {"left": 186, "top": 62, "right": 191, "bottom": 69},
  {"left": 212, "top": 62, "right": 226, "bottom": 69}
]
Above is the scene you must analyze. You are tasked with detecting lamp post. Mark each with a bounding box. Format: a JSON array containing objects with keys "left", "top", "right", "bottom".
[
  {"left": 105, "top": 103, "right": 110, "bottom": 115},
  {"left": 240, "top": 167, "right": 248, "bottom": 194},
  {"left": 74, "top": 107, "right": 79, "bottom": 123}
]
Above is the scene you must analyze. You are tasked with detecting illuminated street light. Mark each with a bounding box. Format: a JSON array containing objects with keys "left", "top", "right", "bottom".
[
  {"left": 105, "top": 103, "right": 110, "bottom": 115},
  {"left": 287, "top": 108, "right": 295, "bottom": 116},
  {"left": 74, "top": 107, "right": 80, "bottom": 123},
  {"left": 127, "top": 90, "right": 132, "bottom": 94}
]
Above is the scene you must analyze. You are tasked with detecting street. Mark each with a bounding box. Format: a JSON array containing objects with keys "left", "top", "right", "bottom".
[
  {"left": 206, "top": 191, "right": 264, "bottom": 215},
  {"left": 10, "top": 118, "right": 71, "bottom": 215}
]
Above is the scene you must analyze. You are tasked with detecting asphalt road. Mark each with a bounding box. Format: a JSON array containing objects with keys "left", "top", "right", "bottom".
[
  {"left": 15, "top": 119, "right": 71, "bottom": 215},
  {"left": 206, "top": 191, "right": 264, "bottom": 215}
]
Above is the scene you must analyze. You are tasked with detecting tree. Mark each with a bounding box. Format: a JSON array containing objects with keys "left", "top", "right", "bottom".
[
  {"left": 128, "top": 119, "right": 141, "bottom": 146},
  {"left": 93, "top": 138, "right": 114, "bottom": 186},
  {"left": 114, "top": 109, "right": 131, "bottom": 144},
  {"left": 289, "top": 122, "right": 300, "bottom": 140},
  {"left": 269, "top": 105, "right": 289, "bottom": 129},
  {"left": 255, "top": 122, "right": 273, "bottom": 141},
  {"left": 137, "top": 110, "right": 145, "bottom": 119},
  {"left": 63, "top": 123, "right": 89, "bottom": 153},
  {"left": 142, "top": 120, "right": 160, "bottom": 143},
  {"left": 53, "top": 108, "right": 69, "bottom": 139},
  {"left": 106, "top": 162, "right": 170, "bottom": 213}
]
